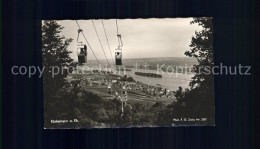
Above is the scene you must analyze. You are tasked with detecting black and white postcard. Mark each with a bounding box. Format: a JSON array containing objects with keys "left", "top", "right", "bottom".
[{"left": 42, "top": 18, "right": 215, "bottom": 128}]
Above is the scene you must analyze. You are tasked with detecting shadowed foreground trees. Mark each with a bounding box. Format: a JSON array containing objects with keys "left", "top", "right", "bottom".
[
  {"left": 42, "top": 21, "right": 77, "bottom": 127},
  {"left": 162, "top": 17, "right": 215, "bottom": 125},
  {"left": 42, "top": 20, "right": 74, "bottom": 97}
]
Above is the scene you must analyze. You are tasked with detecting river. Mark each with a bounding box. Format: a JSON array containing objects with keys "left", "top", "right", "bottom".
[{"left": 119, "top": 69, "right": 194, "bottom": 91}]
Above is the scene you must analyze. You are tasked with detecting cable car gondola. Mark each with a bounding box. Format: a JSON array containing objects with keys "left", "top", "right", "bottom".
[
  {"left": 77, "top": 43, "right": 87, "bottom": 64},
  {"left": 115, "top": 33, "right": 123, "bottom": 65},
  {"left": 77, "top": 28, "right": 88, "bottom": 64},
  {"left": 115, "top": 48, "right": 122, "bottom": 65}
]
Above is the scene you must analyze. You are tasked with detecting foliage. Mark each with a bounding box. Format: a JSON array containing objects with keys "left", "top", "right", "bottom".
[
  {"left": 42, "top": 21, "right": 80, "bottom": 128},
  {"left": 42, "top": 20, "right": 74, "bottom": 97},
  {"left": 168, "top": 17, "right": 215, "bottom": 124},
  {"left": 120, "top": 75, "right": 135, "bottom": 82},
  {"left": 185, "top": 17, "right": 214, "bottom": 89}
]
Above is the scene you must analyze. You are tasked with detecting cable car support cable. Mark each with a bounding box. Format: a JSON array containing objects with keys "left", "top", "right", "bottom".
[
  {"left": 116, "top": 19, "right": 123, "bottom": 47},
  {"left": 101, "top": 20, "right": 115, "bottom": 65},
  {"left": 91, "top": 20, "right": 110, "bottom": 66}
]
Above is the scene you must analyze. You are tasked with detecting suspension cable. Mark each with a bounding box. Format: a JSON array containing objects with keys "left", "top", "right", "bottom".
[
  {"left": 77, "top": 28, "right": 83, "bottom": 42},
  {"left": 116, "top": 19, "right": 119, "bottom": 35},
  {"left": 101, "top": 20, "right": 115, "bottom": 65},
  {"left": 91, "top": 20, "right": 110, "bottom": 66},
  {"left": 116, "top": 19, "right": 123, "bottom": 47},
  {"left": 116, "top": 19, "right": 120, "bottom": 47}
]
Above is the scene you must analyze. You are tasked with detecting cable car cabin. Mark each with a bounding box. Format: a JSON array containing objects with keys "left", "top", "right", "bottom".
[
  {"left": 77, "top": 44, "right": 87, "bottom": 64},
  {"left": 115, "top": 48, "right": 122, "bottom": 65}
]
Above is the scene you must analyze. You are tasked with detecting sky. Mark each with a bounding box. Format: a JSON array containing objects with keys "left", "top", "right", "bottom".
[{"left": 57, "top": 18, "right": 202, "bottom": 61}]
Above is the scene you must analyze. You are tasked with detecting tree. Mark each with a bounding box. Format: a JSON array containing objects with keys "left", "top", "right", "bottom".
[
  {"left": 183, "top": 17, "right": 215, "bottom": 123},
  {"left": 97, "top": 108, "right": 109, "bottom": 123},
  {"left": 174, "top": 87, "right": 184, "bottom": 100},
  {"left": 185, "top": 17, "right": 214, "bottom": 89},
  {"left": 161, "top": 18, "right": 215, "bottom": 125},
  {"left": 42, "top": 20, "right": 74, "bottom": 97}
]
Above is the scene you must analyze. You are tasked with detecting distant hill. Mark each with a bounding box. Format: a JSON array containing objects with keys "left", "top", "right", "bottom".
[{"left": 83, "top": 57, "right": 197, "bottom": 69}]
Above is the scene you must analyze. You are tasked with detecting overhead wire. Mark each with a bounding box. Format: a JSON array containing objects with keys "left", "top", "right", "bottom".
[
  {"left": 116, "top": 19, "right": 123, "bottom": 47},
  {"left": 91, "top": 20, "right": 110, "bottom": 66},
  {"left": 101, "top": 19, "right": 115, "bottom": 65},
  {"left": 116, "top": 19, "right": 119, "bottom": 35}
]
